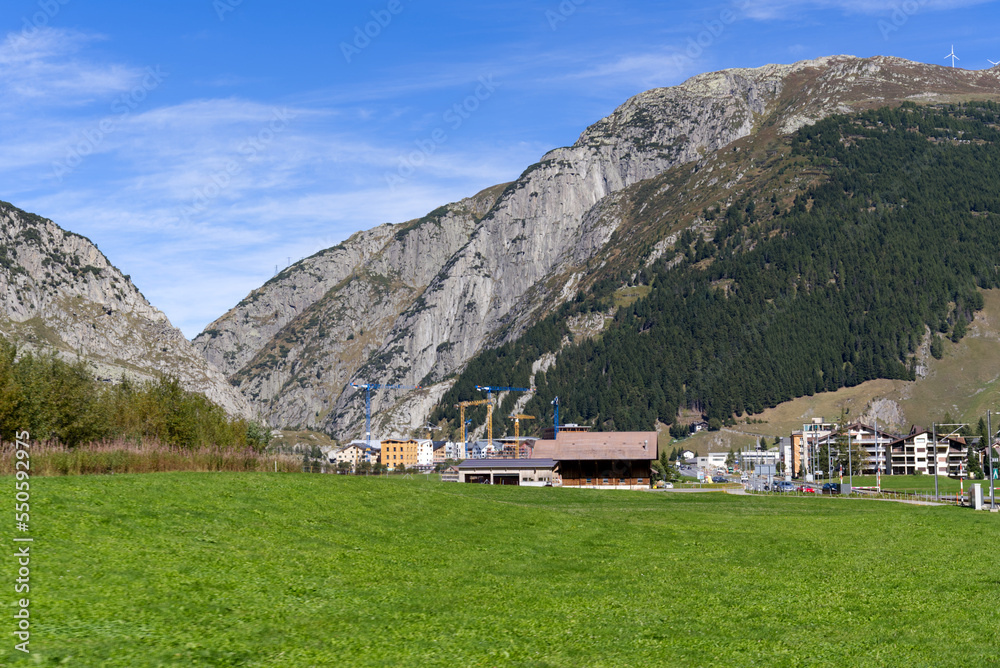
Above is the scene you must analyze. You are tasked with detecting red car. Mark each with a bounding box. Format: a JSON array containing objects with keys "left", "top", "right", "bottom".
[{"left": 797, "top": 484, "right": 817, "bottom": 493}]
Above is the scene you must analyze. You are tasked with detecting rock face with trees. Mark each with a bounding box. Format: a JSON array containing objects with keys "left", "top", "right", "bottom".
[
  {"left": 0, "top": 201, "right": 249, "bottom": 418},
  {"left": 6, "top": 56, "right": 999, "bottom": 445},
  {"left": 192, "top": 56, "right": 1000, "bottom": 440}
]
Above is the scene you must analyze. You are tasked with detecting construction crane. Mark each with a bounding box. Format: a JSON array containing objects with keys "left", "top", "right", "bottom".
[
  {"left": 475, "top": 385, "right": 529, "bottom": 450},
  {"left": 508, "top": 414, "right": 535, "bottom": 458},
  {"left": 350, "top": 382, "right": 419, "bottom": 449},
  {"left": 455, "top": 399, "right": 489, "bottom": 456},
  {"left": 551, "top": 396, "right": 560, "bottom": 437}
]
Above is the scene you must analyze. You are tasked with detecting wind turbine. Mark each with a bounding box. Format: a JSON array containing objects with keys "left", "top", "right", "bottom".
[
  {"left": 989, "top": 59, "right": 999, "bottom": 67},
  {"left": 945, "top": 45, "right": 959, "bottom": 68}
]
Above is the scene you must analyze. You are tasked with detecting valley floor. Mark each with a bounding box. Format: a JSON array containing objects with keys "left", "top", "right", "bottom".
[{"left": 8, "top": 473, "right": 999, "bottom": 666}]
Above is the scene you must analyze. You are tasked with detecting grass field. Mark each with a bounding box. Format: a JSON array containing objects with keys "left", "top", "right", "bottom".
[
  {"left": 5, "top": 473, "right": 1000, "bottom": 667},
  {"left": 846, "top": 474, "right": 1000, "bottom": 495}
]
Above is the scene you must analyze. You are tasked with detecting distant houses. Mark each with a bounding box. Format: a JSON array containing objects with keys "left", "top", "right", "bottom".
[{"left": 790, "top": 417, "right": 982, "bottom": 477}]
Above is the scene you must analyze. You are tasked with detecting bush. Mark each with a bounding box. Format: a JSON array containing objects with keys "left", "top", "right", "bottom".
[{"left": 0, "top": 337, "right": 258, "bottom": 450}]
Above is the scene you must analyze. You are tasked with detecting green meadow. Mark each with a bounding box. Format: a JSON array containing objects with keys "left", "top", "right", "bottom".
[{"left": 4, "top": 473, "right": 999, "bottom": 667}]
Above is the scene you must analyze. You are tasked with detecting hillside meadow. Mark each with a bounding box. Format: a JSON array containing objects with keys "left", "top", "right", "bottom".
[{"left": 4, "top": 473, "right": 999, "bottom": 667}]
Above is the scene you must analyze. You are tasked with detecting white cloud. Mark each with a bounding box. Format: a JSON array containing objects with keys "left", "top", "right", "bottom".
[
  {"left": 742, "top": 0, "right": 996, "bottom": 20},
  {"left": 0, "top": 28, "right": 143, "bottom": 106},
  {"left": 565, "top": 52, "right": 694, "bottom": 89},
  {"left": 0, "top": 28, "right": 544, "bottom": 338}
]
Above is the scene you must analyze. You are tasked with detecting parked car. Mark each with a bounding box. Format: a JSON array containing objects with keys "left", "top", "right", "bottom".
[
  {"left": 711, "top": 476, "right": 728, "bottom": 483},
  {"left": 822, "top": 482, "right": 840, "bottom": 495},
  {"left": 773, "top": 481, "right": 796, "bottom": 493},
  {"left": 798, "top": 484, "right": 817, "bottom": 493}
]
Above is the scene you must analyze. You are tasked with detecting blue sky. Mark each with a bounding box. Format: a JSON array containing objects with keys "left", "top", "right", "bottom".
[{"left": 2, "top": 0, "right": 998, "bottom": 337}]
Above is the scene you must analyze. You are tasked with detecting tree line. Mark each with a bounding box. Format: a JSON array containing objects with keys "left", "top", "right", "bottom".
[{"left": 0, "top": 337, "right": 270, "bottom": 449}]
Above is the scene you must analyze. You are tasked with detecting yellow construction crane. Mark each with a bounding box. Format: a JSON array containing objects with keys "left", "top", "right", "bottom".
[
  {"left": 476, "top": 385, "right": 529, "bottom": 452},
  {"left": 455, "top": 399, "right": 489, "bottom": 455},
  {"left": 508, "top": 414, "right": 535, "bottom": 458}
]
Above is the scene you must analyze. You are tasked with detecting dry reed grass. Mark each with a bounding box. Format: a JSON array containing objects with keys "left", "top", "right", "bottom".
[{"left": 0, "top": 438, "right": 300, "bottom": 476}]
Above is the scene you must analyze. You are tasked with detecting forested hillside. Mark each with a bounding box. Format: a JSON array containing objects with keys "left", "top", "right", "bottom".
[{"left": 432, "top": 101, "right": 1000, "bottom": 436}]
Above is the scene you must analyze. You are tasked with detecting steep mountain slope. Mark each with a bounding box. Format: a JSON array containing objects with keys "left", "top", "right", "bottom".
[
  {"left": 0, "top": 201, "right": 250, "bottom": 417},
  {"left": 199, "top": 55, "right": 1000, "bottom": 439},
  {"left": 440, "top": 99, "right": 1000, "bottom": 439}
]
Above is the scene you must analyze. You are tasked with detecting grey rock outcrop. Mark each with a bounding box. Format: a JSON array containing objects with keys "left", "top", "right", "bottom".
[{"left": 0, "top": 201, "right": 250, "bottom": 417}]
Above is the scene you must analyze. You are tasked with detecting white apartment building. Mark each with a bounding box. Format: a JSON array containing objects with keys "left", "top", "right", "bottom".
[
  {"left": 416, "top": 439, "right": 435, "bottom": 470},
  {"left": 888, "top": 428, "right": 967, "bottom": 476},
  {"left": 842, "top": 423, "right": 897, "bottom": 474}
]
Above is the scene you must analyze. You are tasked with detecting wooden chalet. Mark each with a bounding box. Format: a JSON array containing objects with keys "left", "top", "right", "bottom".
[{"left": 530, "top": 431, "right": 656, "bottom": 488}]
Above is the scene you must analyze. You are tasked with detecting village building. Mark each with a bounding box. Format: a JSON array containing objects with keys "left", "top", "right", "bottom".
[
  {"left": 791, "top": 417, "right": 837, "bottom": 476},
  {"left": 456, "top": 459, "right": 557, "bottom": 486},
  {"left": 380, "top": 438, "right": 418, "bottom": 468},
  {"left": 416, "top": 439, "right": 434, "bottom": 470},
  {"left": 696, "top": 452, "right": 730, "bottom": 470},
  {"left": 736, "top": 448, "right": 783, "bottom": 472},
  {"left": 445, "top": 441, "right": 465, "bottom": 460},
  {"left": 432, "top": 441, "right": 448, "bottom": 464},
  {"left": 887, "top": 426, "right": 968, "bottom": 476},
  {"left": 842, "top": 423, "right": 898, "bottom": 474},
  {"left": 325, "top": 443, "right": 366, "bottom": 470},
  {"left": 540, "top": 423, "right": 592, "bottom": 439},
  {"left": 346, "top": 440, "right": 381, "bottom": 464},
  {"left": 531, "top": 431, "right": 656, "bottom": 488}
]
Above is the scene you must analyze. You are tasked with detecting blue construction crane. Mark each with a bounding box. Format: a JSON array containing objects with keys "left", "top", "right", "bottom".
[
  {"left": 475, "top": 385, "right": 529, "bottom": 449},
  {"left": 463, "top": 418, "right": 472, "bottom": 458},
  {"left": 552, "top": 396, "right": 560, "bottom": 437},
  {"left": 350, "top": 382, "right": 419, "bottom": 448}
]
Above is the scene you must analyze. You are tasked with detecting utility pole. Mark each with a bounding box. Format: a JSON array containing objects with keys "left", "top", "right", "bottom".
[
  {"left": 933, "top": 422, "right": 969, "bottom": 503},
  {"left": 848, "top": 430, "right": 853, "bottom": 492},
  {"left": 932, "top": 423, "right": 938, "bottom": 501},
  {"left": 875, "top": 416, "right": 881, "bottom": 478},
  {"left": 989, "top": 411, "right": 996, "bottom": 510},
  {"left": 827, "top": 433, "right": 832, "bottom": 485}
]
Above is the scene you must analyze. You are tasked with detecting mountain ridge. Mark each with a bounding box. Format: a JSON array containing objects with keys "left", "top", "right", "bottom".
[
  {"left": 195, "top": 55, "right": 1000, "bottom": 439},
  {"left": 0, "top": 200, "right": 250, "bottom": 417}
]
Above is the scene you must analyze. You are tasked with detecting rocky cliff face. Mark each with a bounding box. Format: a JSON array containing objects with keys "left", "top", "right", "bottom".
[
  {"left": 0, "top": 201, "right": 250, "bottom": 417},
  {"left": 196, "top": 55, "right": 1000, "bottom": 438}
]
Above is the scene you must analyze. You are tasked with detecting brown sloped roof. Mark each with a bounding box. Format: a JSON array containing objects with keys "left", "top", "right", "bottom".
[{"left": 531, "top": 431, "right": 657, "bottom": 461}]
